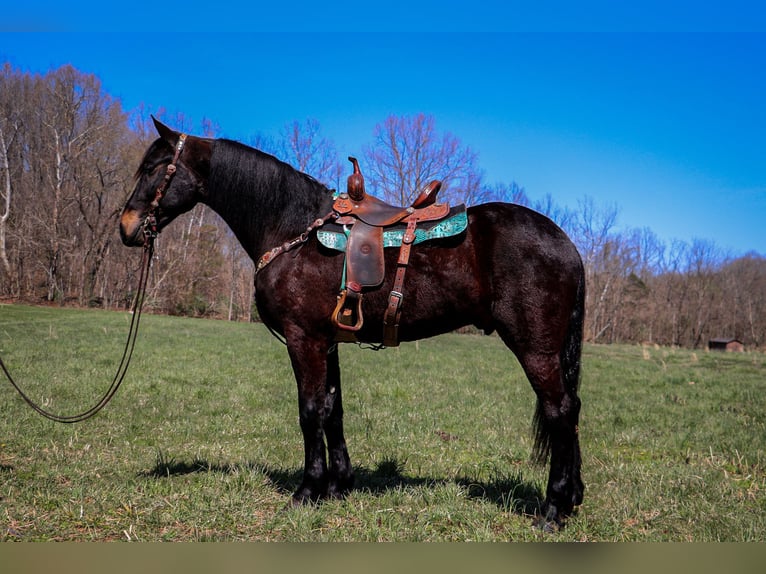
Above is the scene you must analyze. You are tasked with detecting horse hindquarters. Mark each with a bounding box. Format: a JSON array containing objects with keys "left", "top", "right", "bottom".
[
  {"left": 529, "top": 274, "right": 585, "bottom": 528},
  {"left": 483, "top": 205, "right": 586, "bottom": 527}
]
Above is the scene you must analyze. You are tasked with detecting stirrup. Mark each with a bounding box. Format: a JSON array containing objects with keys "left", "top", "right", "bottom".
[{"left": 332, "top": 288, "right": 364, "bottom": 333}]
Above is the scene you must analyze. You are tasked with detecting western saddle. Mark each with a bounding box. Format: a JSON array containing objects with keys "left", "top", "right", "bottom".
[{"left": 330, "top": 157, "right": 451, "bottom": 347}]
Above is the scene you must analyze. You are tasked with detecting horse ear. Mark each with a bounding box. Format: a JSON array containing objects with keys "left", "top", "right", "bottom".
[{"left": 151, "top": 115, "right": 178, "bottom": 144}]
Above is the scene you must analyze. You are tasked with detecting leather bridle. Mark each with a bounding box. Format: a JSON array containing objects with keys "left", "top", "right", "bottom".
[{"left": 142, "top": 133, "right": 187, "bottom": 245}]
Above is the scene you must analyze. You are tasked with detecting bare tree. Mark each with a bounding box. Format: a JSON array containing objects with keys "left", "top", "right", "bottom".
[
  {"left": 6, "top": 63, "right": 766, "bottom": 344},
  {"left": 568, "top": 197, "right": 620, "bottom": 341},
  {"left": 37, "top": 66, "right": 134, "bottom": 303},
  {"left": 684, "top": 238, "right": 724, "bottom": 348},
  {"left": 363, "top": 113, "right": 482, "bottom": 206},
  {"left": 724, "top": 254, "right": 766, "bottom": 347},
  {"left": 0, "top": 125, "right": 13, "bottom": 281},
  {"left": 485, "top": 181, "right": 531, "bottom": 206},
  {"left": 532, "top": 193, "right": 577, "bottom": 235},
  {"left": 0, "top": 65, "right": 141, "bottom": 304},
  {"left": 278, "top": 118, "right": 342, "bottom": 188},
  {"left": 0, "top": 64, "right": 23, "bottom": 289},
  {"left": 623, "top": 227, "right": 665, "bottom": 343}
]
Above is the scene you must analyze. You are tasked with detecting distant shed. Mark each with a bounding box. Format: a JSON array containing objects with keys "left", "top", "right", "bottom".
[{"left": 708, "top": 338, "right": 745, "bottom": 352}]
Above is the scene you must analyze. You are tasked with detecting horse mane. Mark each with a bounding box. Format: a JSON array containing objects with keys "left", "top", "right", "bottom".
[{"left": 206, "top": 138, "right": 333, "bottom": 246}]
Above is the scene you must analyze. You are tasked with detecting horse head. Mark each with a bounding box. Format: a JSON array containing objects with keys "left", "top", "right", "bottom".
[{"left": 120, "top": 117, "right": 211, "bottom": 247}]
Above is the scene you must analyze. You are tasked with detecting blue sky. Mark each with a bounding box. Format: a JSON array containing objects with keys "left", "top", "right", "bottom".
[{"left": 1, "top": 4, "right": 765, "bottom": 256}]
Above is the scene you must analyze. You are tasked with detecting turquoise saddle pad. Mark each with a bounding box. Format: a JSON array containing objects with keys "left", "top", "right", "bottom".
[{"left": 317, "top": 206, "right": 468, "bottom": 252}]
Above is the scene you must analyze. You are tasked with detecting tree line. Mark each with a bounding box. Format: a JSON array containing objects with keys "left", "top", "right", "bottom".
[{"left": 1, "top": 64, "right": 764, "bottom": 349}]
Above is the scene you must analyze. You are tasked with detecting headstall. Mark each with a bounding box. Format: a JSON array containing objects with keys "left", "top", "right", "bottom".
[{"left": 142, "top": 133, "right": 187, "bottom": 246}]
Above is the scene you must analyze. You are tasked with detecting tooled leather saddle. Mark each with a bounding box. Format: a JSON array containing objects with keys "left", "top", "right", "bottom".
[{"left": 328, "top": 157, "right": 465, "bottom": 347}]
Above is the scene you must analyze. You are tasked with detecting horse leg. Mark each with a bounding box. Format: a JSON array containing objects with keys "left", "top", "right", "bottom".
[
  {"left": 493, "top": 261, "right": 585, "bottom": 529},
  {"left": 286, "top": 332, "right": 331, "bottom": 504},
  {"left": 323, "top": 346, "right": 354, "bottom": 498},
  {"left": 286, "top": 332, "right": 353, "bottom": 504},
  {"left": 518, "top": 349, "right": 584, "bottom": 529}
]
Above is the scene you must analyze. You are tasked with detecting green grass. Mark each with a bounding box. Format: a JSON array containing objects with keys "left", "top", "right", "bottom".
[{"left": 1, "top": 304, "right": 764, "bottom": 541}]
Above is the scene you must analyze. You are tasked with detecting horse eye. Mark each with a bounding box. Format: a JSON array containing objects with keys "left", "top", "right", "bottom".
[{"left": 141, "top": 163, "right": 164, "bottom": 178}]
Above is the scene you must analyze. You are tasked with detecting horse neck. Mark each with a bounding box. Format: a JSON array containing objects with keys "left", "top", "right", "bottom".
[{"left": 202, "top": 139, "right": 332, "bottom": 262}]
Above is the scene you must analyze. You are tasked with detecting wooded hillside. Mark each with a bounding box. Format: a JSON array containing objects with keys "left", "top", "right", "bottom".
[{"left": 1, "top": 64, "right": 764, "bottom": 349}]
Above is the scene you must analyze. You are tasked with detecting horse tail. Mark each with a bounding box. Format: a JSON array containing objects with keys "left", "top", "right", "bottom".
[
  {"left": 562, "top": 270, "right": 585, "bottom": 397},
  {"left": 532, "top": 269, "right": 585, "bottom": 464}
]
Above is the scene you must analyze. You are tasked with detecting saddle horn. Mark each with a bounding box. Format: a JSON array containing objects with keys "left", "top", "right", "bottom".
[{"left": 347, "top": 156, "right": 366, "bottom": 202}]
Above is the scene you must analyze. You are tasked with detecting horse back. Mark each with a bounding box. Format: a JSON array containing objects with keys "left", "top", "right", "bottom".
[{"left": 255, "top": 201, "right": 582, "bottom": 344}]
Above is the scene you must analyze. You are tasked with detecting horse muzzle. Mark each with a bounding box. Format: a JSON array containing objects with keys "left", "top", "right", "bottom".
[{"left": 119, "top": 209, "right": 148, "bottom": 247}]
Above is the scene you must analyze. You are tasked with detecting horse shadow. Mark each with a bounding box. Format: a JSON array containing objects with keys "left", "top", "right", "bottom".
[{"left": 140, "top": 453, "right": 544, "bottom": 517}]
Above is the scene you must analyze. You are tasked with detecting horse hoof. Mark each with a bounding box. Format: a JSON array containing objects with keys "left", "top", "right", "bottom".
[
  {"left": 534, "top": 502, "right": 571, "bottom": 532},
  {"left": 534, "top": 515, "right": 561, "bottom": 533},
  {"left": 326, "top": 474, "right": 355, "bottom": 500},
  {"left": 290, "top": 483, "right": 323, "bottom": 507}
]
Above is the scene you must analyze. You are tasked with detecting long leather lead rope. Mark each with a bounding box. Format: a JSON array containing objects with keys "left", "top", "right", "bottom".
[
  {"left": 0, "top": 240, "right": 154, "bottom": 423},
  {"left": 0, "top": 134, "right": 187, "bottom": 423}
]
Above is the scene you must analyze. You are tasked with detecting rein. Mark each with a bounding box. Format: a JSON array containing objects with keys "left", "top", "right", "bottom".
[
  {"left": 0, "top": 134, "right": 187, "bottom": 423},
  {"left": 0, "top": 242, "right": 154, "bottom": 423}
]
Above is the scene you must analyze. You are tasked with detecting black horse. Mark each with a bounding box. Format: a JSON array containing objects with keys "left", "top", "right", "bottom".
[{"left": 120, "top": 118, "right": 585, "bottom": 529}]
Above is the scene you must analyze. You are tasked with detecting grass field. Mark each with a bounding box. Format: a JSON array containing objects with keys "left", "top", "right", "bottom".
[{"left": 0, "top": 303, "right": 764, "bottom": 541}]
